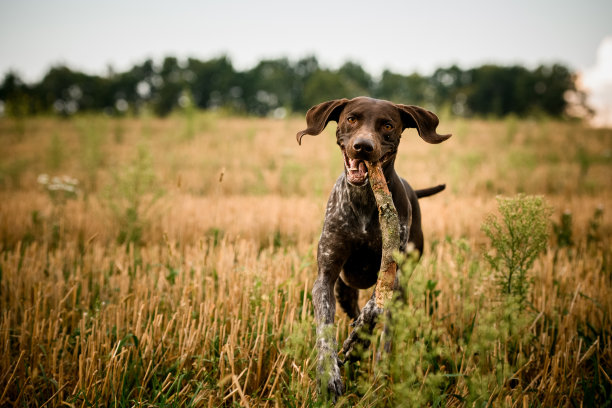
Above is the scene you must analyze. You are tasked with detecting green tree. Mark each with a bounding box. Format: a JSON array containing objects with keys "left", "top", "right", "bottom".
[
  {"left": 292, "top": 56, "right": 320, "bottom": 111},
  {"left": 151, "top": 57, "right": 184, "bottom": 117},
  {"left": 532, "top": 64, "right": 575, "bottom": 116},
  {"left": 376, "top": 70, "right": 428, "bottom": 106},
  {"left": 0, "top": 71, "right": 37, "bottom": 116},
  {"left": 0, "top": 57, "right": 584, "bottom": 118},
  {"left": 302, "top": 70, "right": 354, "bottom": 108},
  {"left": 338, "top": 61, "right": 373, "bottom": 94},
  {"left": 188, "top": 56, "right": 237, "bottom": 110},
  {"left": 241, "top": 58, "right": 296, "bottom": 115},
  {"left": 108, "top": 58, "right": 157, "bottom": 114}
]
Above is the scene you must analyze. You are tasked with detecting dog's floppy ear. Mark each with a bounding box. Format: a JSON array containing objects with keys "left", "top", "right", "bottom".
[
  {"left": 296, "top": 98, "right": 349, "bottom": 145},
  {"left": 396, "top": 104, "right": 451, "bottom": 144}
]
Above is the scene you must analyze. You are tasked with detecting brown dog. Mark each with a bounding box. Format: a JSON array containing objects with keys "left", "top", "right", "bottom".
[{"left": 296, "top": 97, "right": 450, "bottom": 398}]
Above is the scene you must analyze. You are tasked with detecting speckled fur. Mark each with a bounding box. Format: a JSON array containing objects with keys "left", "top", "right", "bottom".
[{"left": 297, "top": 97, "right": 450, "bottom": 398}]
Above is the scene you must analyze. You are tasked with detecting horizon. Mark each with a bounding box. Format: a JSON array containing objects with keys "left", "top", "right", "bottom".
[{"left": 1, "top": 0, "right": 611, "bottom": 125}]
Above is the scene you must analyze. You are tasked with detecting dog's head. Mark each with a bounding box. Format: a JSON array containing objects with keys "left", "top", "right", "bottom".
[{"left": 296, "top": 97, "right": 451, "bottom": 186}]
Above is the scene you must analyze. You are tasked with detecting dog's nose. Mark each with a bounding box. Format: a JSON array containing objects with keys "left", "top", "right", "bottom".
[{"left": 352, "top": 137, "right": 374, "bottom": 154}]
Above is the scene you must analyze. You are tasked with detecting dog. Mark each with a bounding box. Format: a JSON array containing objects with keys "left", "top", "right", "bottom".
[{"left": 296, "top": 97, "right": 451, "bottom": 398}]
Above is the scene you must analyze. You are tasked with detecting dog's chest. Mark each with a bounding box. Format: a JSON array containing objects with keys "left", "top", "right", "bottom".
[
  {"left": 322, "top": 175, "right": 410, "bottom": 251},
  {"left": 324, "top": 181, "right": 381, "bottom": 243}
]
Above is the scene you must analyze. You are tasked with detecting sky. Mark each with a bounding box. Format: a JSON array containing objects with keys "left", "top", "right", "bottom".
[{"left": 1, "top": 0, "right": 611, "bottom": 124}]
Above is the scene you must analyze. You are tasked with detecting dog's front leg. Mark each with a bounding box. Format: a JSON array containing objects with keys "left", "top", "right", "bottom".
[
  {"left": 340, "top": 292, "right": 382, "bottom": 362},
  {"left": 312, "top": 249, "right": 344, "bottom": 399}
]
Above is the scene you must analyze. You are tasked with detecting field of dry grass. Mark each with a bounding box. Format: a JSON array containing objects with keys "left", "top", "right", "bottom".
[{"left": 0, "top": 112, "right": 611, "bottom": 407}]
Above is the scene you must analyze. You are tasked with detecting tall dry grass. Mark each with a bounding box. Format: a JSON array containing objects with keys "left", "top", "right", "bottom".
[{"left": 0, "top": 112, "right": 611, "bottom": 406}]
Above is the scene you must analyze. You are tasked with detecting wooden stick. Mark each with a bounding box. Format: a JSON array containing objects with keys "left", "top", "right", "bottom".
[
  {"left": 339, "top": 161, "right": 400, "bottom": 362},
  {"left": 365, "top": 161, "right": 400, "bottom": 309}
]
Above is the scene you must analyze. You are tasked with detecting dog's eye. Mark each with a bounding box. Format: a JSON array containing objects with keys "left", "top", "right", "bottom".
[
  {"left": 347, "top": 116, "right": 356, "bottom": 124},
  {"left": 383, "top": 123, "right": 393, "bottom": 131}
]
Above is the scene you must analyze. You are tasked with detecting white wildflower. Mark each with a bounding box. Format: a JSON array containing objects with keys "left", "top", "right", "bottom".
[{"left": 37, "top": 174, "right": 49, "bottom": 185}]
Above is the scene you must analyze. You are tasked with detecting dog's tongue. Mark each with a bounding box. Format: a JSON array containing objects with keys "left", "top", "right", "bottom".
[{"left": 348, "top": 158, "right": 368, "bottom": 184}]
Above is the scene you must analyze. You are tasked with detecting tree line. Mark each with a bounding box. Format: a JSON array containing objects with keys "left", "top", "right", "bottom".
[{"left": 0, "top": 55, "right": 586, "bottom": 118}]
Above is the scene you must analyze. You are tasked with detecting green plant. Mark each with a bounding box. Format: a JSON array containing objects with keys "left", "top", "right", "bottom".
[
  {"left": 481, "top": 194, "right": 552, "bottom": 306},
  {"left": 179, "top": 89, "right": 196, "bottom": 141},
  {"left": 105, "top": 145, "right": 163, "bottom": 246},
  {"left": 575, "top": 145, "right": 593, "bottom": 179},
  {"left": 113, "top": 118, "right": 125, "bottom": 144},
  {"left": 47, "top": 132, "right": 65, "bottom": 170},
  {"left": 370, "top": 256, "right": 451, "bottom": 407},
  {"left": 0, "top": 158, "right": 29, "bottom": 189},
  {"left": 37, "top": 174, "right": 79, "bottom": 248},
  {"left": 77, "top": 118, "right": 106, "bottom": 190},
  {"left": 460, "top": 294, "right": 531, "bottom": 406},
  {"left": 587, "top": 205, "right": 604, "bottom": 247},
  {"left": 364, "top": 242, "right": 535, "bottom": 407},
  {"left": 280, "top": 161, "right": 305, "bottom": 196},
  {"left": 553, "top": 209, "right": 574, "bottom": 248},
  {"left": 4, "top": 93, "right": 30, "bottom": 138},
  {"left": 505, "top": 114, "right": 519, "bottom": 143}
]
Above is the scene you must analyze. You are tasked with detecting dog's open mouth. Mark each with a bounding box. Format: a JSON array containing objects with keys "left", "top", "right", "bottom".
[{"left": 343, "top": 151, "right": 368, "bottom": 185}]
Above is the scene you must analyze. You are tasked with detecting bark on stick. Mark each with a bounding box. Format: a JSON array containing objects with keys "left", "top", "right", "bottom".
[
  {"left": 339, "top": 161, "right": 400, "bottom": 361},
  {"left": 365, "top": 161, "right": 400, "bottom": 309}
]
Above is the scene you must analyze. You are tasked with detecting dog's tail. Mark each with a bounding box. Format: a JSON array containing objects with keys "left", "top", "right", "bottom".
[{"left": 415, "top": 184, "right": 446, "bottom": 198}]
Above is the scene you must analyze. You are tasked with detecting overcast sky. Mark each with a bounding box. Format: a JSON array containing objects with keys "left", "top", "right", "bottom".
[{"left": 1, "top": 0, "right": 611, "bottom": 123}]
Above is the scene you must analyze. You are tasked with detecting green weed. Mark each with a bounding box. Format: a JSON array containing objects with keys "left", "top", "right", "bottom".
[
  {"left": 104, "top": 144, "right": 163, "bottom": 246},
  {"left": 46, "top": 132, "right": 65, "bottom": 170},
  {"left": 77, "top": 117, "right": 105, "bottom": 190},
  {"left": 482, "top": 194, "right": 552, "bottom": 306}
]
